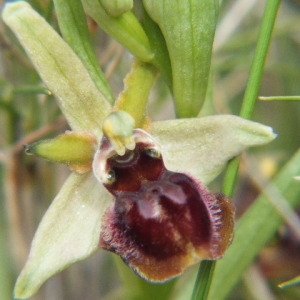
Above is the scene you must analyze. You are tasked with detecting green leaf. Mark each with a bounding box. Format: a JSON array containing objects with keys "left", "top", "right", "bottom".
[
  {"left": 2, "top": 1, "right": 111, "bottom": 137},
  {"left": 208, "top": 148, "right": 300, "bottom": 300},
  {"left": 14, "top": 172, "right": 112, "bottom": 300},
  {"left": 143, "top": 0, "right": 219, "bottom": 117},
  {"left": 152, "top": 115, "right": 276, "bottom": 185},
  {"left": 53, "top": 0, "right": 114, "bottom": 103},
  {"left": 82, "top": 0, "right": 154, "bottom": 62}
]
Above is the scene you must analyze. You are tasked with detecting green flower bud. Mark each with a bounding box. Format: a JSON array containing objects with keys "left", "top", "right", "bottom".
[
  {"left": 143, "top": 0, "right": 219, "bottom": 117},
  {"left": 100, "top": 0, "right": 133, "bottom": 17}
]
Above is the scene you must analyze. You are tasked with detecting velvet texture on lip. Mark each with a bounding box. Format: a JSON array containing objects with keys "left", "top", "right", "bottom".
[{"left": 93, "top": 129, "right": 235, "bottom": 282}]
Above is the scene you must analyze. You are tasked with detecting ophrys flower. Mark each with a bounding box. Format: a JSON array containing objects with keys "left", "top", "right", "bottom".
[{"left": 2, "top": 2, "right": 276, "bottom": 299}]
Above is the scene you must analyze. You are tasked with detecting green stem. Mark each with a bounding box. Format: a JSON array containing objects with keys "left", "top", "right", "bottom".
[
  {"left": 191, "top": 1, "right": 281, "bottom": 299},
  {"left": 221, "top": 157, "right": 241, "bottom": 196},
  {"left": 239, "top": 0, "right": 281, "bottom": 119},
  {"left": 13, "top": 85, "right": 51, "bottom": 95},
  {"left": 221, "top": 0, "right": 281, "bottom": 206},
  {"left": 114, "top": 256, "right": 175, "bottom": 300},
  {"left": 259, "top": 95, "right": 300, "bottom": 101},
  {"left": 191, "top": 261, "right": 216, "bottom": 300}
]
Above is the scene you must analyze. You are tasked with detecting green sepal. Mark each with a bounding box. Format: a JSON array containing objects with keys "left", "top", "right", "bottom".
[
  {"left": 143, "top": 0, "right": 219, "bottom": 117},
  {"left": 25, "top": 132, "right": 97, "bottom": 173},
  {"left": 152, "top": 115, "right": 276, "bottom": 185},
  {"left": 14, "top": 173, "right": 112, "bottom": 300},
  {"left": 2, "top": 1, "right": 111, "bottom": 137}
]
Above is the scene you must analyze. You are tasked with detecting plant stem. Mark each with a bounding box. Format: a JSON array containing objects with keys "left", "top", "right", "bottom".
[
  {"left": 259, "top": 95, "right": 300, "bottom": 101},
  {"left": 239, "top": 0, "right": 281, "bottom": 119},
  {"left": 222, "top": 0, "right": 281, "bottom": 205},
  {"left": 191, "top": 261, "right": 216, "bottom": 300},
  {"left": 191, "top": 1, "right": 281, "bottom": 299}
]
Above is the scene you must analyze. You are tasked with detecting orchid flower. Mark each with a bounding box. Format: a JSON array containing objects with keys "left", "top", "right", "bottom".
[{"left": 2, "top": 2, "right": 276, "bottom": 299}]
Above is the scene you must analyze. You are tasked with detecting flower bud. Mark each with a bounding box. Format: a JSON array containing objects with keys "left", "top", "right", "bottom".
[{"left": 100, "top": 0, "right": 133, "bottom": 17}]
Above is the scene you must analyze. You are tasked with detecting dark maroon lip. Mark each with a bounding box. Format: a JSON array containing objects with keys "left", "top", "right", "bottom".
[{"left": 97, "top": 131, "right": 235, "bottom": 282}]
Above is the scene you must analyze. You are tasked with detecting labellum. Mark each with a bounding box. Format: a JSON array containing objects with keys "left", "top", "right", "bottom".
[{"left": 93, "top": 129, "right": 235, "bottom": 282}]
